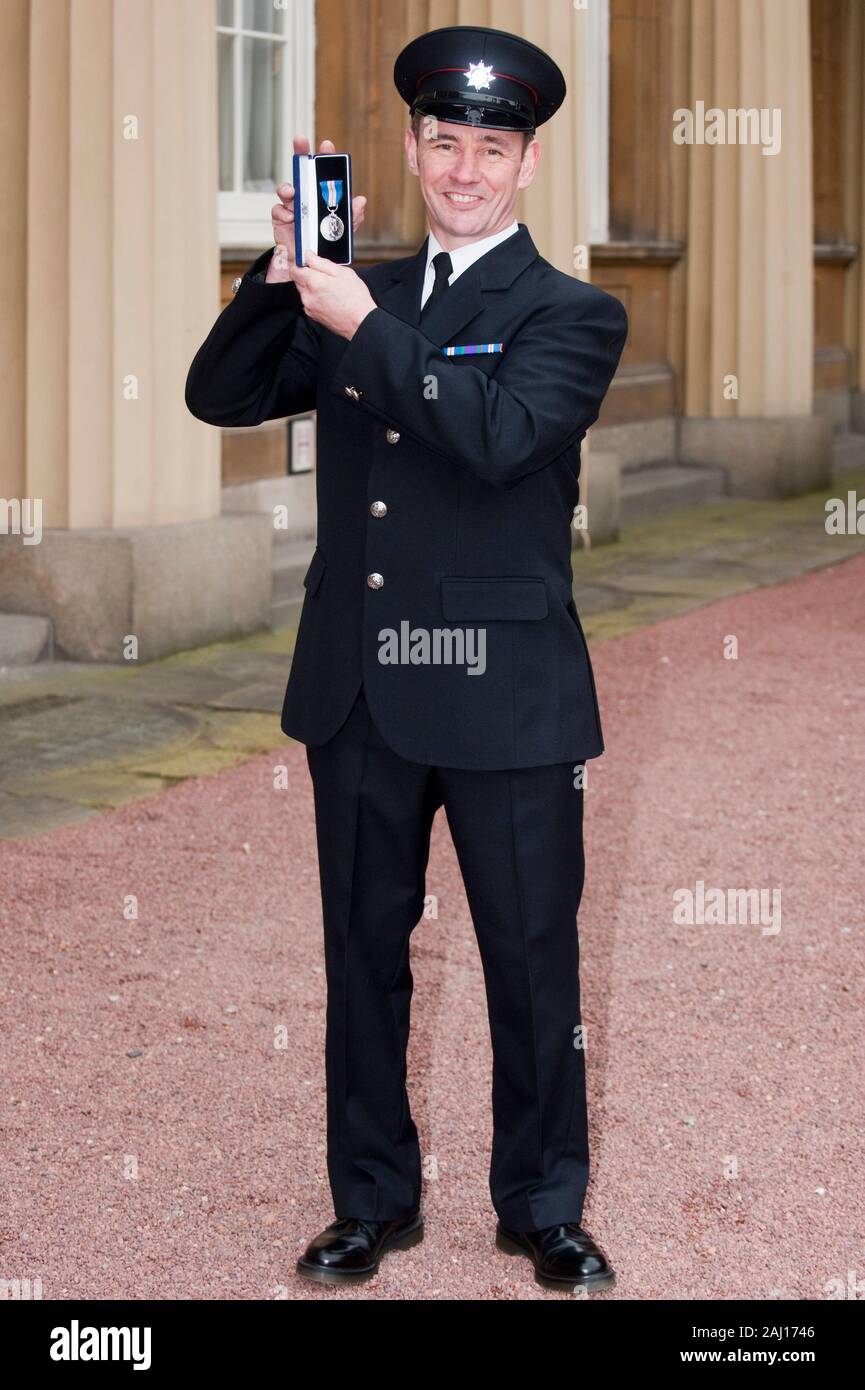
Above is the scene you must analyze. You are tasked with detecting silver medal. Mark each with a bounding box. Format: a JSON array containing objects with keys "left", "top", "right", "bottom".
[{"left": 320, "top": 212, "right": 344, "bottom": 242}]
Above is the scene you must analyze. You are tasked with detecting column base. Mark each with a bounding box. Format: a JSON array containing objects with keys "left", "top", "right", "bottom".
[
  {"left": 580, "top": 450, "right": 621, "bottom": 545},
  {"left": 591, "top": 418, "right": 677, "bottom": 469},
  {"left": 679, "top": 415, "right": 832, "bottom": 499},
  {"left": 0, "top": 514, "right": 272, "bottom": 662}
]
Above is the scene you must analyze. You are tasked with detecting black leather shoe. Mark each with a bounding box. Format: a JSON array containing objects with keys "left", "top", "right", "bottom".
[
  {"left": 496, "top": 1221, "right": 616, "bottom": 1290},
  {"left": 296, "top": 1212, "right": 423, "bottom": 1285}
]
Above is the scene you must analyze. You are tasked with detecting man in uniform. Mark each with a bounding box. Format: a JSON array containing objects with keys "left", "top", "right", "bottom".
[{"left": 186, "top": 25, "right": 628, "bottom": 1292}]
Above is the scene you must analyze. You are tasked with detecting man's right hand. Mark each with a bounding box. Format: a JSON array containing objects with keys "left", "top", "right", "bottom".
[{"left": 265, "top": 136, "right": 367, "bottom": 284}]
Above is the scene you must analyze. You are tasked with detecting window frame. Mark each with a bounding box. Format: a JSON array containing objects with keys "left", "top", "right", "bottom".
[{"left": 216, "top": 0, "right": 315, "bottom": 250}]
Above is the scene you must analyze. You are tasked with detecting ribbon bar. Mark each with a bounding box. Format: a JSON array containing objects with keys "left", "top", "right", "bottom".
[{"left": 441, "top": 343, "right": 504, "bottom": 356}]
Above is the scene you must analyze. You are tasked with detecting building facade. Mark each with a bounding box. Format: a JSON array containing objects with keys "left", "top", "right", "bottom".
[{"left": 1, "top": 0, "right": 864, "bottom": 659}]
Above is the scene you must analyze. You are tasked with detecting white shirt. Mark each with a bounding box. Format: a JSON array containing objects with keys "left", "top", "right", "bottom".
[{"left": 420, "top": 220, "right": 519, "bottom": 311}]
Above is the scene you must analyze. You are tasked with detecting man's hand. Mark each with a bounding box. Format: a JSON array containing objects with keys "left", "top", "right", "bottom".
[
  {"left": 266, "top": 136, "right": 367, "bottom": 285},
  {"left": 291, "top": 252, "right": 377, "bottom": 340}
]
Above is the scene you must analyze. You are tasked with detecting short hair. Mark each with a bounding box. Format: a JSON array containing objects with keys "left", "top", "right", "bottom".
[{"left": 410, "top": 112, "right": 535, "bottom": 150}]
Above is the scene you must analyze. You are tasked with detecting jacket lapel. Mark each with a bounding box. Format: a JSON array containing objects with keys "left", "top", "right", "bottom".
[
  {"left": 374, "top": 223, "right": 539, "bottom": 348},
  {"left": 374, "top": 238, "right": 428, "bottom": 328}
]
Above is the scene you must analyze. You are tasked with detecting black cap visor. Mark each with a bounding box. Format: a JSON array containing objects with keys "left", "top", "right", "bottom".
[{"left": 411, "top": 92, "right": 535, "bottom": 132}]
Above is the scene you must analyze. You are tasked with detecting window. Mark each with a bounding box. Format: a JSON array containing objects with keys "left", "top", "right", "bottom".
[{"left": 217, "top": 0, "right": 315, "bottom": 249}]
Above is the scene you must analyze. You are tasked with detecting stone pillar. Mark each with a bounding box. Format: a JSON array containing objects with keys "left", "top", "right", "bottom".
[
  {"left": 436, "top": 0, "right": 616, "bottom": 539},
  {"left": 425, "top": 0, "right": 589, "bottom": 269},
  {"left": 0, "top": 0, "right": 270, "bottom": 660},
  {"left": 681, "top": 0, "right": 830, "bottom": 497},
  {"left": 26, "top": 0, "right": 224, "bottom": 527},
  {"left": 0, "top": 0, "right": 29, "bottom": 506},
  {"left": 527, "top": 0, "right": 620, "bottom": 542}
]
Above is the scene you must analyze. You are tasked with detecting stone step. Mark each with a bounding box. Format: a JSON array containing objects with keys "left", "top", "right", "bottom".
[
  {"left": 0, "top": 612, "right": 54, "bottom": 668},
  {"left": 267, "top": 595, "right": 305, "bottom": 632},
  {"left": 272, "top": 543, "right": 314, "bottom": 597},
  {"left": 621, "top": 460, "right": 727, "bottom": 525},
  {"left": 269, "top": 537, "right": 315, "bottom": 630},
  {"left": 272, "top": 567, "right": 307, "bottom": 604},
  {"left": 831, "top": 430, "right": 865, "bottom": 479},
  {"left": 272, "top": 535, "right": 316, "bottom": 572}
]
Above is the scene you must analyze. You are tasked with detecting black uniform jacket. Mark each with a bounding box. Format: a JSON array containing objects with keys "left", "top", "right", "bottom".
[{"left": 185, "top": 224, "right": 628, "bottom": 770}]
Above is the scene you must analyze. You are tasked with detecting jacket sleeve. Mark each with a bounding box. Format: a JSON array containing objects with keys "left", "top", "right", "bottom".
[
  {"left": 328, "top": 287, "right": 628, "bottom": 489},
  {"left": 184, "top": 247, "right": 320, "bottom": 426}
]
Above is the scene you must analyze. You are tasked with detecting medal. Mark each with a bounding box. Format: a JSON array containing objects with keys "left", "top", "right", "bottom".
[{"left": 319, "top": 179, "right": 344, "bottom": 242}]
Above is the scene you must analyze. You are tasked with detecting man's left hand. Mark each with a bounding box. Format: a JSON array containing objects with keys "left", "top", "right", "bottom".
[{"left": 291, "top": 252, "right": 377, "bottom": 340}]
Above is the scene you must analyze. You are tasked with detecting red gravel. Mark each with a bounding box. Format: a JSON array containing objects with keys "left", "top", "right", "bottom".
[{"left": 1, "top": 556, "right": 862, "bottom": 1300}]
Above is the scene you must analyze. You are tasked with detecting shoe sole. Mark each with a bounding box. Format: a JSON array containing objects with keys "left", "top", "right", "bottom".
[
  {"left": 495, "top": 1227, "right": 616, "bottom": 1291},
  {"left": 296, "top": 1218, "right": 424, "bottom": 1286}
]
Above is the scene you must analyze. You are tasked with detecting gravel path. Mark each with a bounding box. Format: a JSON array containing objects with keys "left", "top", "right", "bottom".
[{"left": 1, "top": 556, "right": 862, "bottom": 1300}]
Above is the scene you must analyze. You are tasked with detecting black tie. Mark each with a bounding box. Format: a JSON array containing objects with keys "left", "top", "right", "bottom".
[{"left": 420, "top": 251, "right": 453, "bottom": 320}]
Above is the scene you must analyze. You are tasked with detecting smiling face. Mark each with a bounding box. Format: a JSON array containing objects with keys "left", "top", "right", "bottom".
[{"left": 405, "top": 117, "right": 541, "bottom": 250}]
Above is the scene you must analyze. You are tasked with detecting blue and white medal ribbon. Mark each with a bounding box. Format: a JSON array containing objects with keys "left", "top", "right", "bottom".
[{"left": 319, "top": 179, "right": 344, "bottom": 242}]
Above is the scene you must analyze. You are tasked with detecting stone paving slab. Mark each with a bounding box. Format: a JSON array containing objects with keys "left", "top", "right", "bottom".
[
  {"left": 203, "top": 682, "right": 286, "bottom": 713},
  {"left": 0, "top": 468, "right": 862, "bottom": 841},
  {"left": 574, "top": 476, "right": 865, "bottom": 640},
  {"left": 0, "top": 790, "right": 97, "bottom": 836},
  {"left": 4, "top": 768, "right": 173, "bottom": 811}
]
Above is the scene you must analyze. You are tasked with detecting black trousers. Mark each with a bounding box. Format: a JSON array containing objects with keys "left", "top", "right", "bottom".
[{"left": 305, "top": 686, "right": 590, "bottom": 1231}]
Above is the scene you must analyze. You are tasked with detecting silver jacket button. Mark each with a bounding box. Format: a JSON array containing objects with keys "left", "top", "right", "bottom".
[
  {"left": 345, "top": 385, "right": 362, "bottom": 400},
  {"left": 386, "top": 428, "right": 400, "bottom": 444},
  {"left": 231, "top": 276, "right": 242, "bottom": 294},
  {"left": 370, "top": 500, "right": 387, "bottom": 518},
  {"left": 366, "top": 572, "right": 384, "bottom": 590}
]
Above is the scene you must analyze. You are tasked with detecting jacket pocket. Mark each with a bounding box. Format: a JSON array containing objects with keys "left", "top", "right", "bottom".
[
  {"left": 440, "top": 576, "right": 548, "bottom": 621},
  {"left": 302, "top": 547, "right": 326, "bottom": 596}
]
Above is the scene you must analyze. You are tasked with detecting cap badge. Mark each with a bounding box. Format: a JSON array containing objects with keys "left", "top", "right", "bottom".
[{"left": 464, "top": 61, "right": 495, "bottom": 91}]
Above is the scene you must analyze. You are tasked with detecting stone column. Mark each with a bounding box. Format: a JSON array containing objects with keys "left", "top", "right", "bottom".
[
  {"left": 0, "top": 0, "right": 29, "bottom": 506},
  {"left": 0, "top": 0, "right": 270, "bottom": 661},
  {"left": 431, "top": 0, "right": 619, "bottom": 539},
  {"left": 523, "top": 0, "right": 621, "bottom": 542},
  {"left": 681, "top": 0, "right": 829, "bottom": 497},
  {"left": 425, "top": 0, "right": 590, "bottom": 268}
]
